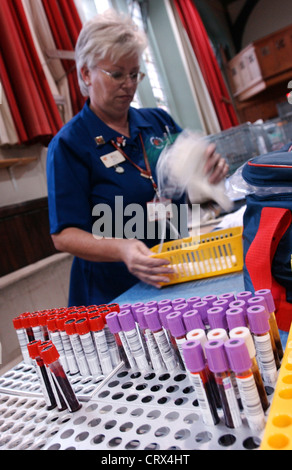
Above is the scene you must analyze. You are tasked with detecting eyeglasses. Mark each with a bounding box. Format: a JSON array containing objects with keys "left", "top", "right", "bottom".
[{"left": 96, "top": 67, "right": 145, "bottom": 84}]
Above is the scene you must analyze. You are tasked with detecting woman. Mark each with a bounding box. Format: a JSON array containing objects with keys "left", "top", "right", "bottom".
[{"left": 46, "top": 9, "right": 228, "bottom": 307}]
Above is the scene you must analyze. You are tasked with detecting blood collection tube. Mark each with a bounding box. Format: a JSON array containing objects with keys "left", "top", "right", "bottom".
[
  {"left": 119, "top": 303, "right": 132, "bottom": 312},
  {"left": 202, "top": 294, "right": 218, "bottom": 307},
  {"left": 171, "top": 297, "right": 186, "bottom": 307},
  {"left": 247, "top": 305, "right": 279, "bottom": 383},
  {"left": 130, "top": 303, "right": 145, "bottom": 323},
  {"left": 228, "top": 299, "right": 248, "bottom": 323},
  {"left": 29, "top": 313, "right": 43, "bottom": 341},
  {"left": 186, "top": 296, "right": 201, "bottom": 308},
  {"left": 144, "top": 300, "right": 158, "bottom": 309},
  {"left": 186, "top": 328, "right": 221, "bottom": 408},
  {"left": 224, "top": 338, "right": 266, "bottom": 432},
  {"left": 182, "top": 340, "right": 220, "bottom": 426},
  {"left": 107, "top": 303, "right": 120, "bottom": 313},
  {"left": 56, "top": 316, "right": 79, "bottom": 376},
  {"left": 99, "top": 309, "right": 121, "bottom": 367},
  {"left": 12, "top": 316, "right": 31, "bottom": 364},
  {"left": 144, "top": 308, "right": 178, "bottom": 372},
  {"left": 40, "top": 343, "right": 82, "bottom": 412},
  {"left": 192, "top": 301, "right": 209, "bottom": 325},
  {"left": 135, "top": 308, "right": 165, "bottom": 371},
  {"left": 27, "top": 340, "right": 57, "bottom": 410},
  {"left": 20, "top": 313, "right": 35, "bottom": 342},
  {"left": 219, "top": 292, "right": 235, "bottom": 302},
  {"left": 75, "top": 317, "right": 102, "bottom": 376},
  {"left": 47, "top": 316, "right": 69, "bottom": 373},
  {"left": 38, "top": 340, "right": 67, "bottom": 411},
  {"left": 186, "top": 328, "right": 208, "bottom": 350},
  {"left": 172, "top": 303, "right": 189, "bottom": 316},
  {"left": 88, "top": 315, "right": 113, "bottom": 375},
  {"left": 118, "top": 310, "right": 151, "bottom": 372},
  {"left": 38, "top": 312, "right": 50, "bottom": 341},
  {"left": 207, "top": 307, "right": 228, "bottom": 330},
  {"left": 226, "top": 307, "right": 247, "bottom": 330},
  {"left": 236, "top": 291, "right": 253, "bottom": 302},
  {"left": 207, "top": 327, "right": 242, "bottom": 409},
  {"left": 254, "top": 289, "right": 283, "bottom": 360},
  {"left": 207, "top": 328, "right": 229, "bottom": 342},
  {"left": 158, "top": 305, "right": 174, "bottom": 344},
  {"left": 157, "top": 298, "right": 172, "bottom": 309},
  {"left": 212, "top": 298, "right": 229, "bottom": 311},
  {"left": 64, "top": 318, "right": 90, "bottom": 376},
  {"left": 205, "top": 339, "right": 242, "bottom": 428},
  {"left": 182, "top": 309, "right": 205, "bottom": 332},
  {"left": 166, "top": 311, "right": 188, "bottom": 369},
  {"left": 229, "top": 326, "right": 270, "bottom": 412},
  {"left": 130, "top": 306, "right": 153, "bottom": 365},
  {"left": 106, "top": 312, "right": 136, "bottom": 369}
]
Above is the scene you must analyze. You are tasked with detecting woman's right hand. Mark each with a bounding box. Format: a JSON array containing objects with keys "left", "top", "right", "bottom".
[{"left": 121, "top": 239, "right": 173, "bottom": 288}]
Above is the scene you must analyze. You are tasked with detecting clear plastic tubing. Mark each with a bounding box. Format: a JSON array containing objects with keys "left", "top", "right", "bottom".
[{"left": 224, "top": 338, "right": 266, "bottom": 432}]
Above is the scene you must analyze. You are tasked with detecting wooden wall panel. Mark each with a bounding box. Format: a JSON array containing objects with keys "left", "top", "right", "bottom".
[{"left": 0, "top": 198, "right": 57, "bottom": 277}]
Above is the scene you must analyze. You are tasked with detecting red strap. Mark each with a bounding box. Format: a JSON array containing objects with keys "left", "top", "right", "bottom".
[{"left": 245, "top": 207, "right": 292, "bottom": 331}]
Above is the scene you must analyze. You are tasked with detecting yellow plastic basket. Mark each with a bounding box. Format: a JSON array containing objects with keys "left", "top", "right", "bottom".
[{"left": 150, "top": 226, "right": 243, "bottom": 286}]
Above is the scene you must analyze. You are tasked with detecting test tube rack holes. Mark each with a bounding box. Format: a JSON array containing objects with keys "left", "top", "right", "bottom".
[
  {"left": 2, "top": 289, "right": 286, "bottom": 451},
  {"left": 0, "top": 365, "right": 269, "bottom": 451}
]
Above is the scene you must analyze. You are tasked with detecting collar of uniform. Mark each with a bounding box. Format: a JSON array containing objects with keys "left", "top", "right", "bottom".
[{"left": 81, "top": 100, "right": 152, "bottom": 145}]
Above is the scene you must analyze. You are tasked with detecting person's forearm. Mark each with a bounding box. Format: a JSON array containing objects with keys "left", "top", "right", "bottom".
[{"left": 51, "top": 227, "right": 126, "bottom": 263}]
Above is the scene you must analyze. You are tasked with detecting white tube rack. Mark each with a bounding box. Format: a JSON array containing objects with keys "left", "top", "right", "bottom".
[{"left": 0, "top": 361, "right": 276, "bottom": 450}]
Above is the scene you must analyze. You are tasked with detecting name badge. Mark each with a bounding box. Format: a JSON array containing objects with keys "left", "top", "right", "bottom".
[{"left": 100, "top": 151, "right": 126, "bottom": 168}]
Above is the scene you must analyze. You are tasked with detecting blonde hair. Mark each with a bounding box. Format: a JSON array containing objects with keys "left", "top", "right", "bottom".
[{"left": 75, "top": 9, "right": 148, "bottom": 96}]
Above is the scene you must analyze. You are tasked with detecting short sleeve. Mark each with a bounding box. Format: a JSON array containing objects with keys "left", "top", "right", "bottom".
[{"left": 46, "top": 131, "right": 93, "bottom": 234}]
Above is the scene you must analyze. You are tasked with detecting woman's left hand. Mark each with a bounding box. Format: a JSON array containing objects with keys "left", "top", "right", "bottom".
[{"left": 203, "top": 143, "right": 229, "bottom": 184}]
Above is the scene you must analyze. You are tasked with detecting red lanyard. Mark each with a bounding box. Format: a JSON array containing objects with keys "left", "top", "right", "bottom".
[{"left": 111, "top": 133, "right": 158, "bottom": 194}]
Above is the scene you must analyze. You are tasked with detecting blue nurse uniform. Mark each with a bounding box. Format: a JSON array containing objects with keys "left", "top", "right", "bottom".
[{"left": 46, "top": 100, "right": 186, "bottom": 306}]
